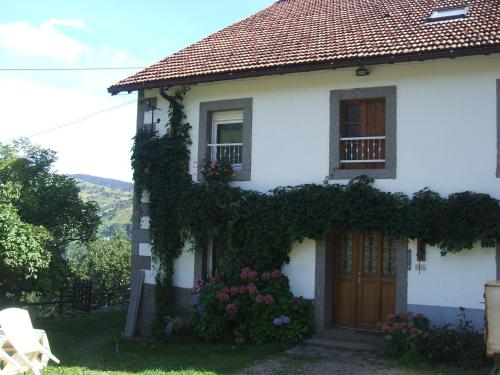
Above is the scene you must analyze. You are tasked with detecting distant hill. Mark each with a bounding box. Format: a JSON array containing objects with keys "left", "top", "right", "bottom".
[
  {"left": 69, "top": 174, "right": 133, "bottom": 237},
  {"left": 70, "top": 174, "right": 133, "bottom": 191}
]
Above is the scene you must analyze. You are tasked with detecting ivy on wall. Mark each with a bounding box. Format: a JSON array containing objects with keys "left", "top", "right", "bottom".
[
  {"left": 132, "top": 87, "right": 500, "bottom": 325},
  {"left": 132, "top": 87, "right": 192, "bottom": 326}
]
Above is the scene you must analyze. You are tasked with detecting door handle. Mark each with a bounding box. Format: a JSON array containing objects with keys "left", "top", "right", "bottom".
[{"left": 357, "top": 272, "right": 362, "bottom": 285}]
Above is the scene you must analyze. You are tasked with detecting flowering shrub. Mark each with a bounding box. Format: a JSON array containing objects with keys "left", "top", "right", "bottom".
[
  {"left": 200, "top": 158, "right": 234, "bottom": 183},
  {"left": 381, "top": 311, "right": 429, "bottom": 357},
  {"left": 382, "top": 309, "right": 488, "bottom": 369},
  {"left": 190, "top": 267, "right": 312, "bottom": 344}
]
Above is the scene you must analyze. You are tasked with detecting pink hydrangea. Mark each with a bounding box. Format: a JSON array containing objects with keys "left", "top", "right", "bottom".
[
  {"left": 230, "top": 286, "right": 239, "bottom": 295},
  {"left": 216, "top": 292, "right": 229, "bottom": 302},
  {"left": 263, "top": 294, "right": 274, "bottom": 304},
  {"left": 247, "top": 284, "right": 257, "bottom": 295},
  {"left": 239, "top": 285, "right": 247, "bottom": 294},
  {"left": 210, "top": 275, "right": 220, "bottom": 283},
  {"left": 271, "top": 270, "right": 282, "bottom": 279},
  {"left": 226, "top": 303, "right": 238, "bottom": 316},
  {"left": 240, "top": 267, "right": 254, "bottom": 280},
  {"left": 261, "top": 272, "right": 270, "bottom": 281},
  {"left": 255, "top": 294, "right": 264, "bottom": 303},
  {"left": 221, "top": 286, "right": 230, "bottom": 294}
]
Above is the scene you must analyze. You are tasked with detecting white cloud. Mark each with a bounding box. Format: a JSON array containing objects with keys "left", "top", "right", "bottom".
[{"left": 0, "top": 19, "right": 90, "bottom": 61}]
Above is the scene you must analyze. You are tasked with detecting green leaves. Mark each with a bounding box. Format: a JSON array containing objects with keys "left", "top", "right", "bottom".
[
  {"left": 0, "top": 139, "right": 101, "bottom": 291},
  {"left": 66, "top": 230, "right": 131, "bottom": 289},
  {"left": 0, "top": 183, "right": 51, "bottom": 283}
]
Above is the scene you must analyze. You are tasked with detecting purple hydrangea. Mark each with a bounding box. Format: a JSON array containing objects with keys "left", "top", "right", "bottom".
[
  {"left": 191, "top": 295, "right": 200, "bottom": 306},
  {"left": 272, "top": 315, "right": 291, "bottom": 326},
  {"left": 198, "top": 303, "right": 206, "bottom": 317},
  {"left": 165, "top": 322, "right": 174, "bottom": 335}
]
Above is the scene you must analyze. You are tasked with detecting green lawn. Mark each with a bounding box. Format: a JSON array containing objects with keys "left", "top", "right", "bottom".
[
  {"left": 34, "top": 310, "right": 492, "bottom": 375},
  {"left": 37, "top": 310, "right": 285, "bottom": 374}
]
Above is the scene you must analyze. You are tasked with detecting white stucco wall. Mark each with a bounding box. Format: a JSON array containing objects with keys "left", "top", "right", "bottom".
[
  {"left": 142, "top": 55, "right": 500, "bottom": 304},
  {"left": 143, "top": 243, "right": 195, "bottom": 288},
  {"left": 172, "top": 243, "right": 195, "bottom": 288},
  {"left": 282, "top": 240, "right": 316, "bottom": 299},
  {"left": 408, "top": 241, "right": 496, "bottom": 309}
]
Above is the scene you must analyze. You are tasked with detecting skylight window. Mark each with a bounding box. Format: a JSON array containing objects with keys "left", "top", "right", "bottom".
[{"left": 428, "top": 5, "right": 469, "bottom": 22}]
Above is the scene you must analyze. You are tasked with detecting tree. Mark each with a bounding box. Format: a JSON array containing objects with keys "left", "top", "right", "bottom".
[
  {"left": 67, "top": 230, "right": 131, "bottom": 289},
  {"left": 0, "top": 139, "right": 100, "bottom": 290},
  {"left": 0, "top": 183, "right": 51, "bottom": 288}
]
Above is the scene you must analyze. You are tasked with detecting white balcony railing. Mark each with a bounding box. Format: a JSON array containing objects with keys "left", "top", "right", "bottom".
[
  {"left": 207, "top": 143, "right": 243, "bottom": 166},
  {"left": 340, "top": 136, "right": 386, "bottom": 163}
]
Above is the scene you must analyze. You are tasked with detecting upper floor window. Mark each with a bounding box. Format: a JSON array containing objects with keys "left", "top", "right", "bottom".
[
  {"left": 209, "top": 111, "right": 244, "bottom": 169},
  {"left": 340, "top": 99, "right": 386, "bottom": 170},
  {"left": 198, "top": 98, "right": 253, "bottom": 181},
  {"left": 330, "top": 86, "right": 396, "bottom": 180}
]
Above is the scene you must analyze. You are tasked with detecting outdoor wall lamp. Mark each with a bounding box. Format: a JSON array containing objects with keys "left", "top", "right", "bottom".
[{"left": 355, "top": 67, "right": 370, "bottom": 77}]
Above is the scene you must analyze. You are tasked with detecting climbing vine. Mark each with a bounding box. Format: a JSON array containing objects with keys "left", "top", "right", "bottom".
[
  {"left": 132, "top": 88, "right": 500, "bottom": 327},
  {"left": 132, "top": 87, "right": 192, "bottom": 327}
]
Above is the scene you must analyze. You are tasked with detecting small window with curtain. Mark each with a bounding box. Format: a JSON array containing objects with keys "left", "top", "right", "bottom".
[
  {"left": 208, "top": 110, "right": 244, "bottom": 169},
  {"left": 340, "top": 99, "right": 386, "bottom": 169},
  {"left": 199, "top": 98, "right": 252, "bottom": 181}
]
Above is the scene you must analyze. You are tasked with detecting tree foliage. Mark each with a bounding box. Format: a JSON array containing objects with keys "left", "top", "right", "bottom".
[
  {"left": 0, "top": 183, "right": 51, "bottom": 287},
  {"left": 67, "top": 230, "right": 131, "bottom": 289},
  {"left": 0, "top": 139, "right": 100, "bottom": 290}
]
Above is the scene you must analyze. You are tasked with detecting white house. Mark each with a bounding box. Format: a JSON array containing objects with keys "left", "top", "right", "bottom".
[{"left": 109, "top": 0, "right": 500, "bottom": 336}]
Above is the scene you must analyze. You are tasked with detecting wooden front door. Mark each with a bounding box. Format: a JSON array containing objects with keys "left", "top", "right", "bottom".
[{"left": 332, "top": 232, "right": 396, "bottom": 330}]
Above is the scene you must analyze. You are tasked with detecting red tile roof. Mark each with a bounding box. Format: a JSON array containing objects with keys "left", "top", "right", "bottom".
[{"left": 109, "top": 0, "right": 500, "bottom": 94}]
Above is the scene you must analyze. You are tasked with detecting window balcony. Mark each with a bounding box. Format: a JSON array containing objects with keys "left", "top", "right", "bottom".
[
  {"left": 340, "top": 136, "right": 386, "bottom": 163},
  {"left": 208, "top": 143, "right": 243, "bottom": 167}
]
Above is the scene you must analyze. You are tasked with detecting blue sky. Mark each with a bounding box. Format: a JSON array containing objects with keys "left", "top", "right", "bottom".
[{"left": 0, "top": 0, "right": 275, "bottom": 180}]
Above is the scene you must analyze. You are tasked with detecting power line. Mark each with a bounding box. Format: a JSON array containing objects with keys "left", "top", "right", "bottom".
[
  {"left": 0, "top": 67, "right": 145, "bottom": 71},
  {"left": 2, "top": 99, "right": 137, "bottom": 142}
]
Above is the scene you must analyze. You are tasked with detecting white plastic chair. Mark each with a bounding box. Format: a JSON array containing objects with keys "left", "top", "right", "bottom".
[
  {"left": 0, "top": 344, "right": 25, "bottom": 374},
  {"left": 0, "top": 308, "right": 60, "bottom": 375}
]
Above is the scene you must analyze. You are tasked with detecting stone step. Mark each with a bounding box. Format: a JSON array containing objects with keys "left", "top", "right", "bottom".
[
  {"left": 304, "top": 337, "right": 384, "bottom": 353},
  {"left": 317, "top": 328, "right": 385, "bottom": 347}
]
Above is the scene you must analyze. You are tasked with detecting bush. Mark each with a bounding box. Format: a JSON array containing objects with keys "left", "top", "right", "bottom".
[
  {"left": 66, "top": 230, "right": 131, "bottom": 289},
  {"left": 419, "top": 309, "right": 487, "bottom": 369},
  {"left": 190, "top": 267, "right": 312, "bottom": 344},
  {"left": 381, "top": 311, "right": 430, "bottom": 358},
  {"left": 382, "top": 309, "right": 488, "bottom": 369}
]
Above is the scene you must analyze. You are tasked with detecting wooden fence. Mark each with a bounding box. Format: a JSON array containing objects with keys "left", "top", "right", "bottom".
[{"left": 0, "top": 280, "right": 129, "bottom": 314}]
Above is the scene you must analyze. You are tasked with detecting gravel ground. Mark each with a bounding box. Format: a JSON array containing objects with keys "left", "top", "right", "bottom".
[{"left": 237, "top": 346, "right": 402, "bottom": 375}]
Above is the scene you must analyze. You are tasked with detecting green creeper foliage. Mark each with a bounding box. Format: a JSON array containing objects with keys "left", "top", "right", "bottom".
[{"left": 132, "top": 87, "right": 192, "bottom": 326}]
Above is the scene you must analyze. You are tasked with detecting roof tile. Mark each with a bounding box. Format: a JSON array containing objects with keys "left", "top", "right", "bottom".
[{"left": 109, "top": 0, "right": 500, "bottom": 93}]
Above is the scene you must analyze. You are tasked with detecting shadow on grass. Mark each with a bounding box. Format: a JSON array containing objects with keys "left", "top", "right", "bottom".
[{"left": 36, "top": 310, "right": 286, "bottom": 374}]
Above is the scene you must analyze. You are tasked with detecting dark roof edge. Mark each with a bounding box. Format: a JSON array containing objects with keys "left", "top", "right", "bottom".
[{"left": 108, "top": 46, "right": 500, "bottom": 94}]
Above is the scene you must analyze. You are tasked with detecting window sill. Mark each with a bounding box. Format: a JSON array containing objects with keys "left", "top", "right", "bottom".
[
  {"left": 229, "top": 168, "right": 251, "bottom": 181},
  {"left": 330, "top": 168, "right": 396, "bottom": 180}
]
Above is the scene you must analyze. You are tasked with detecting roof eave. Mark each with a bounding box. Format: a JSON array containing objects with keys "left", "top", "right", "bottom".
[{"left": 107, "top": 46, "right": 500, "bottom": 95}]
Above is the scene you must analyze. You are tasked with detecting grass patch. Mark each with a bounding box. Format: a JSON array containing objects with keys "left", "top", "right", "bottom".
[
  {"left": 385, "top": 357, "right": 491, "bottom": 375},
  {"left": 36, "top": 309, "right": 285, "bottom": 374},
  {"left": 32, "top": 310, "right": 494, "bottom": 374}
]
